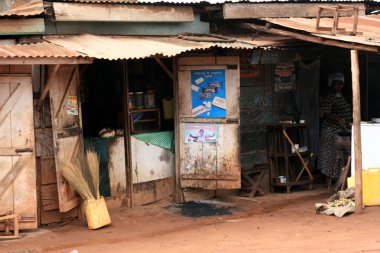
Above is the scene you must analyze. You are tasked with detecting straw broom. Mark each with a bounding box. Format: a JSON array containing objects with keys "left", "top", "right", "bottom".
[
  {"left": 86, "top": 149, "right": 100, "bottom": 199},
  {"left": 60, "top": 163, "right": 94, "bottom": 200}
]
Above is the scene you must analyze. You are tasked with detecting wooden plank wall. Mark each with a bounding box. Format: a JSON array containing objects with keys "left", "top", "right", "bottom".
[{"left": 30, "top": 65, "right": 78, "bottom": 225}]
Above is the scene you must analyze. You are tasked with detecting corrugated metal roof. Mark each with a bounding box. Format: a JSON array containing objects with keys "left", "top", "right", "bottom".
[
  {"left": 0, "top": 0, "right": 44, "bottom": 17},
  {"left": 54, "top": 0, "right": 370, "bottom": 4},
  {"left": 44, "top": 34, "right": 263, "bottom": 60},
  {"left": 0, "top": 42, "right": 87, "bottom": 59},
  {"left": 264, "top": 15, "right": 380, "bottom": 48}
]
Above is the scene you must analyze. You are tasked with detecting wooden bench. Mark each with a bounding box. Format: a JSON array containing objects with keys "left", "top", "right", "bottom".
[
  {"left": 241, "top": 164, "right": 268, "bottom": 198},
  {"left": 0, "top": 214, "right": 20, "bottom": 240}
]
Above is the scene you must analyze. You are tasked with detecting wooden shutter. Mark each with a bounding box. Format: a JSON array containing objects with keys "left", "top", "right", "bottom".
[
  {"left": 178, "top": 56, "right": 241, "bottom": 189},
  {"left": 49, "top": 65, "right": 83, "bottom": 212},
  {"left": 0, "top": 76, "right": 37, "bottom": 229}
]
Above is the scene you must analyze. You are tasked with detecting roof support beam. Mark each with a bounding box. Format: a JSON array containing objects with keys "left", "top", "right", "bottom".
[
  {"left": 241, "top": 23, "right": 379, "bottom": 53},
  {"left": 0, "top": 57, "right": 93, "bottom": 65},
  {"left": 154, "top": 58, "right": 174, "bottom": 80},
  {"left": 53, "top": 3, "right": 194, "bottom": 22},
  {"left": 351, "top": 49, "right": 363, "bottom": 214}
]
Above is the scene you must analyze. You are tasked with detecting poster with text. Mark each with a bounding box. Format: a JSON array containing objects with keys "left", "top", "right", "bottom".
[
  {"left": 185, "top": 123, "right": 219, "bottom": 143},
  {"left": 191, "top": 69, "right": 226, "bottom": 118},
  {"left": 274, "top": 62, "right": 296, "bottom": 92}
]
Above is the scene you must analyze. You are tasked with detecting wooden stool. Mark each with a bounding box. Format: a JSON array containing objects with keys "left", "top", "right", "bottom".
[
  {"left": 241, "top": 164, "right": 268, "bottom": 198},
  {"left": 0, "top": 214, "right": 20, "bottom": 240}
]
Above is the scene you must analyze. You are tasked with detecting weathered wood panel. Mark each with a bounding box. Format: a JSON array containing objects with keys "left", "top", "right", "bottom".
[
  {"left": 131, "top": 137, "right": 175, "bottom": 184},
  {"left": 0, "top": 18, "right": 44, "bottom": 35},
  {"left": 40, "top": 156, "right": 56, "bottom": 185},
  {"left": 223, "top": 3, "right": 365, "bottom": 19},
  {"left": 35, "top": 128, "right": 54, "bottom": 157},
  {"left": 0, "top": 65, "right": 31, "bottom": 74},
  {"left": 0, "top": 76, "right": 37, "bottom": 229},
  {"left": 133, "top": 177, "right": 174, "bottom": 206},
  {"left": 33, "top": 99, "right": 52, "bottom": 129},
  {"left": 178, "top": 56, "right": 241, "bottom": 190},
  {"left": 49, "top": 65, "right": 82, "bottom": 212},
  {"left": 54, "top": 3, "right": 194, "bottom": 22},
  {"left": 108, "top": 137, "right": 127, "bottom": 196}
]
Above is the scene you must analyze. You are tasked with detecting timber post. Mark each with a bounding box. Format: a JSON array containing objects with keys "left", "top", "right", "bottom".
[{"left": 351, "top": 49, "right": 363, "bottom": 213}]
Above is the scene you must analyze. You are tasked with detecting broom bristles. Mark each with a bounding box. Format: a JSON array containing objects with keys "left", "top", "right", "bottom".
[
  {"left": 59, "top": 149, "right": 101, "bottom": 201},
  {"left": 86, "top": 149, "right": 100, "bottom": 199},
  {"left": 60, "top": 163, "right": 95, "bottom": 200}
]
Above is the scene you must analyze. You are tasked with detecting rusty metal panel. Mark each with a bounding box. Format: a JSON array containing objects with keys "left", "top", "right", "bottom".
[
  {"left": 0, "top": 0, "right": 43, "bottom": 17},
  {"left": 0, "top": 42, "right": 87, "bottom": 58},
  {"left": 265, "top": 15, "right": 380, "bottom": 48},
  {"left": 223, "top": 3, "right": 365, "bottom": 19},
  {"left": 178, "top": 56, "right": 241, "bottom": 190},
  {"left": 44, "top": 34, "right": 259, "bottom": 60},
  {"left": 57, "top": 0, "right": 366, "bottom": 3}
]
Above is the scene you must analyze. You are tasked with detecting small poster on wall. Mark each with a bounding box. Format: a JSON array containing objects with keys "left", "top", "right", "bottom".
[
  {"left": 185, "top": 123, "right": 219, "bottom": 143},
  {"left": 274, "top": 62, "right": 296, "bottom": 92},
  {"left": 191, "top": 69, "right": 226, "bottom": 118},
  {"left": 66, "top": 96, "right": 79, "bottom": 115}
]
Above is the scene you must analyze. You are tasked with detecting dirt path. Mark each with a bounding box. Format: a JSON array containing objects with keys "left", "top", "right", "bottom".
[{"left": 3, "top": 187, "right": 380, "bottom": 253}]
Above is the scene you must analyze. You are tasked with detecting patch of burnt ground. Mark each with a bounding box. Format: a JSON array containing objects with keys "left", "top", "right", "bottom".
[{"left": 178, "top": 201, "right": 232, "bottom": 218}]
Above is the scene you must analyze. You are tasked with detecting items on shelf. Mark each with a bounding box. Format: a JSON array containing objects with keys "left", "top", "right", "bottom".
[
  {"left": 128, "top": 88, "right": 157, "bottom": 110},
  {"left": 134, "top": 92, "right": 144, "bottom": 109},
  {"left": 144, "top": 87, "right": 156, "bottom": 108}
]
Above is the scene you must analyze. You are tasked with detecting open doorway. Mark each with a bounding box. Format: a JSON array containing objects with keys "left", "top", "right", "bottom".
[{"left": 80, "top": 58, "right": 175, "bottom": 206}]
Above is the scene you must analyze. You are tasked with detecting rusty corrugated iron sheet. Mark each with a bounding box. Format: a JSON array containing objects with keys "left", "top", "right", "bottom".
[
  {"left": 264, "top": 14, "right": 380, "bottom": 47},
  {"left": 44, "top": 34, "right": 268, "bottom": 60},
  {"left": 0, "top": 42, "right": 87, "bottom": 59},
  {"left": 0, "top": 0, "right": 44, "bottom": 17},
  {"left": 56, "top": 0, "right": 370, "bottom": 3}
]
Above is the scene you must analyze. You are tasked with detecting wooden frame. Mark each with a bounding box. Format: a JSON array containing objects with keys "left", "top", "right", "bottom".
[
  {"left": 316, "top": 5, "right": 360, "bottom": 35},
  {"left": 0, "top": 214, "right": 20, "bottom": 240}
]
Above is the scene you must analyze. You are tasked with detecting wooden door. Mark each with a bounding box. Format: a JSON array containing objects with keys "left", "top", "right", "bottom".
[
  {"left": 0, "top": 75, "right": 37, "bottom": 229},
  {"left": 178, "top": 56, "right": 241, "bottom": 189},
  {"left": 49, "top": 65, "right": 82, "bottom": 212}
]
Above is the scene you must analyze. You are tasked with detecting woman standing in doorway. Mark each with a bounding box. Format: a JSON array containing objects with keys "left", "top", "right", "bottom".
[{"left": 318, "top": 73, "right": 352, "bottom": 179}]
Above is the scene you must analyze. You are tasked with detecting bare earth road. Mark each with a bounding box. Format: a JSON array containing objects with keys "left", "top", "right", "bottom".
[{"left": 3, "top": 187, "right": 380, "bottom": 253}]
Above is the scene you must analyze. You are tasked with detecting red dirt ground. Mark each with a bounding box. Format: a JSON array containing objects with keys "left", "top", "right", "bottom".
[{"left": 2, "top": 186, "right": 380, "bottom": 253}]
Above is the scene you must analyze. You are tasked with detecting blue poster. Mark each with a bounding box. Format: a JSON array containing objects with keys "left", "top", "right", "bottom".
[{"left": 191, "top": 69, "right": 226, "bottom": 118}]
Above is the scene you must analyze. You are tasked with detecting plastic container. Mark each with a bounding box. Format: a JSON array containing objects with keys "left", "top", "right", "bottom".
[
  {"left": 144, "top": 88, "right": 156, "bottom": 108},
  {"left": 128, "top": 92, "right": 135, "bottom": 109},
  {"left": 83, "top": 197, "right": 111, "bottom": 229},
  {"left": 135, "top": 92, "right": 144, "bottom": 109},
  {"left": 162, "top": 97, "right": 174, "bottom": 120},
  {"left": 347, "top": 168, "right": 380, "bottom": 206}
]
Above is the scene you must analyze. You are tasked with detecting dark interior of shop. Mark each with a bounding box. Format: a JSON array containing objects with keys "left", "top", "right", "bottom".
[{"left": 80, "top": 58, "right": 174, "bottom": 138}]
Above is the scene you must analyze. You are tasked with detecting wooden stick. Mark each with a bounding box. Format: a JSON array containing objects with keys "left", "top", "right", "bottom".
[
  {"left": 154, "top": 58, "right": 174, "bottom": 80},
  {"left": 351, "top": 49, "right": 363, "bottom": 213},
  {"left": 242, "top": 23, "right": 379, "bottom": 53},
  {"left": 38, "top": 65, "right": 60, "bottom": 106},
  {"left": 0, "top": 156, "right": 29, "bottom": 198},
  {"left": 282, "top": 130, "right": 314, "bottom": 180}
]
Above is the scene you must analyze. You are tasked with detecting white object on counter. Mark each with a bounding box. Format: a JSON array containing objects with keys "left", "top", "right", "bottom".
[{"left": 351, "top": 122, "right": 380, "bottom": 175}]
